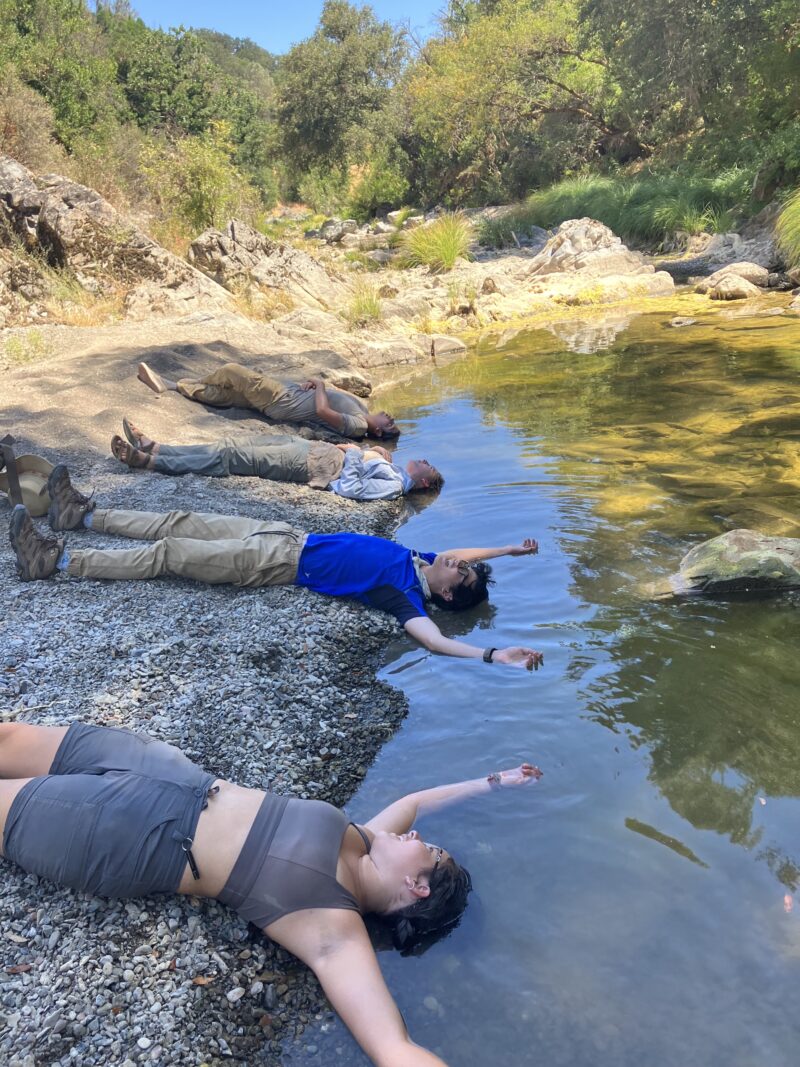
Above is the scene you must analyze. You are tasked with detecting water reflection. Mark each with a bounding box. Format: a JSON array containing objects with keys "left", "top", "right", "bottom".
[{"left": 286, "top": 310, "right": 800, "bottom": 1067}]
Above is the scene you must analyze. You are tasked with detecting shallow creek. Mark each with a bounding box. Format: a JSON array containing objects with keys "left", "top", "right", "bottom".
[{"left": 288, "top": 309, "right": 800, "bottom": 1066}]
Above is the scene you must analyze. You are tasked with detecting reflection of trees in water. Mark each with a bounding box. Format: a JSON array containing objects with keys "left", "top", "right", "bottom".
[
  {"left": 436, "top": 318, "right": 800, "bottom": 540},
  {"left": 575, "top": 597, "right": 800, "bottom": 887}
]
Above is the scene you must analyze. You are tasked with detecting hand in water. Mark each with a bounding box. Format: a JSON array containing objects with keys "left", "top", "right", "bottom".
[
  {"left": 492, "top": 764, "right": 543, "bottom": 787},
  {"left": 508, "top": 538, "right": 538, "bottom": 556},
  {"left": 494, "top": 647, "right": 544, "bottom": 670}
]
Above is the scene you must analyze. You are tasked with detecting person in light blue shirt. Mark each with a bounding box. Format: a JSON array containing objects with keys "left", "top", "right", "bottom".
[
  {"left": 110, "top": 422, "right": 442, "bottom": 501},
  {"left": 10, "top": 467, "right": 544, "bottom": 669}
]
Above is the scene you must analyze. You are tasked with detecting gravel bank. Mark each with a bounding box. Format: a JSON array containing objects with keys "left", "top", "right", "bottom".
[{"left": 1, "top": 446, "right": 411, "bottom": 1066}]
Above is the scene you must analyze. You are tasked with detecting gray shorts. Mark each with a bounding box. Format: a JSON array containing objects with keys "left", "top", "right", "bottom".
[{"left": 3, "top": 723, "right": 216, "bottom": 898}]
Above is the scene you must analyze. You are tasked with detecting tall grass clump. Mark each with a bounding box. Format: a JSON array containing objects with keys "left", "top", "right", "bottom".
[
  {"left": 345, "top": 279, "right": 382, "bottom": 328},
  {"left": 402, "top": 213, "right": 472, "bottom": 272},
  {"left": 776, "top": 188, "right": 800, "bottom": 269},
  {"left": 502, "top": 169, "right": 753, "bottom": 246}
]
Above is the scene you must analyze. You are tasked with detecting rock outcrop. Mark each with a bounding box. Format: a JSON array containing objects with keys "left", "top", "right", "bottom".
[
  {"left": 666, "top": 529, "right": 800, "bottom": 596},
  {"left": 525, "top": 218, "right": 674, "bottom": 302},
  {"left": 188, "top": 218, "right": 345, "bottom": 310},
  {"left": 0, "top": 155, "right": 232, "bottom": 320}
]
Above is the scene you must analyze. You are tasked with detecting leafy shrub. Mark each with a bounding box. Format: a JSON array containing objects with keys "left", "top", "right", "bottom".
[
  {"left": 345, "top": 279, "right": 382, "bottom": 328},
  {"left": 401, "top": 213, "right": 472, "bottom": 272},
  {"left": 140, "top": 122, "right": 261, "bottom": 234},
  {"left": 776, "top": 189, "right": 800, "bottom": 269},
  {"left": 297, "top": 166, "right": 350, "bottom": 216},
  {"left": 347, "top": 150, "right": 410, "bottom": 221},
  {"left": 0, "top": 70, "right": 68, "bottom": 173}
]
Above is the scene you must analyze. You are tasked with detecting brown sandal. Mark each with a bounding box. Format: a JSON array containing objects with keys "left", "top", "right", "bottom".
[
  {"left": 111, "top": 435, "right": 151, "bottom": 469},
  {"left": 122, "top": 416, "right": 155, "bottom": 453}
]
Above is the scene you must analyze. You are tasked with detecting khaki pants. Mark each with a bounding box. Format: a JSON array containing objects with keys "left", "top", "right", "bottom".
[
  {"left": 176, "top": 363, "right": 283, "bottom": 412},
  {"left": 65, "top": 509, "right": 307, "bottom": 588}
]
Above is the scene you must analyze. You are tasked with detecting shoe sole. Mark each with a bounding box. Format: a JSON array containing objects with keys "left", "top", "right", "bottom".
[
  {"left": 122, "top": 416, "right": 154, "bottom": 453},
  {"left": 138, "top": 363, "right": 165, "bottom": 395}
]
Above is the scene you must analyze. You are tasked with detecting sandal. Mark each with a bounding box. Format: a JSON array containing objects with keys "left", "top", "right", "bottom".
[
  {"left": 111, "top": 435, "right": 151, "bottom": 469},
  {"left": 122, "top": 416, "right": 155, "bottom": 453}
]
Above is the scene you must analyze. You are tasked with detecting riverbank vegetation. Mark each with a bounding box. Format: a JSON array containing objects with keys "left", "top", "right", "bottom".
[{"left": 1, "top": 0, "right": 799, "bottom": 249}]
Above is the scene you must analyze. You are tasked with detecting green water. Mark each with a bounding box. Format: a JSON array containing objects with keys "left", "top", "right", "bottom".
[{"left": 289, "top": 309, "right": 800, "bottom": 1066}]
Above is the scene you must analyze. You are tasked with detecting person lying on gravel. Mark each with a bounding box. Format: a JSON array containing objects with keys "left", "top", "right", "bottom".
[
  {"left": 110, "top": 421, "right": 443, "bottom": 501},
  {"left": 0, "top": 719, "right": 542, "bottom": 1067},
  {"left": 138, "top": 361, "right": 399, "bottom": 440},
  {"left": 9, "top": 467, "right": 544, "bottom": 669}
]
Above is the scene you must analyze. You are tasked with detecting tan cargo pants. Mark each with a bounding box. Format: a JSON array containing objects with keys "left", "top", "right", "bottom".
[
  {"left": 176, "top": 363, "right": 282, "bottom": 412},
  {"left": 65, "top": 509, "right": 307, "bottom": 588}
]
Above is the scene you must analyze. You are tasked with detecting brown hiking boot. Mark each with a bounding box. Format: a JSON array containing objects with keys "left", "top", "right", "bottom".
[
  {"left": 47, "top": 465, "right": 95, "bottom": 531},
  {"left": 9, "top": 505, "right": 62, "bottom": 581}
]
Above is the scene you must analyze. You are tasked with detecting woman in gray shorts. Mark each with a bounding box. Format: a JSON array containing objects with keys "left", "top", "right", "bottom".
[{"left": 0, "top": 720, "right": 541, "bottom": 1067}]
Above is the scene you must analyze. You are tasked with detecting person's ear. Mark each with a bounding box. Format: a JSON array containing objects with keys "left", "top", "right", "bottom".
[
  {"left": 404, "top": 875, "right": 431, "bottom": 899},
  {"left": 442, "top": 586, "right": 453, "bottom": 602}
]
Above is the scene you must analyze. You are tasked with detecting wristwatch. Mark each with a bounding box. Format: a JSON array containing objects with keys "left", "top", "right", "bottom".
[{"left": 483, "top": 647, "right": 497, "bottom": 663}]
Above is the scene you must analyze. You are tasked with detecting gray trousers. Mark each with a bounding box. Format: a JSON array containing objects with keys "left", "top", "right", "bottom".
[
  {"left": 153, "top": 434, "right": 312, "bottom": 481},
  {"left": 65, "top": 509, "right": 307, "bottom": 588}
]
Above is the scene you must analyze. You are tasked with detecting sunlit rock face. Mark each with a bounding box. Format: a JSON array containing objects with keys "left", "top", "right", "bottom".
[{"left": 668, "top": 529, "right": 800, "bottom": 596}]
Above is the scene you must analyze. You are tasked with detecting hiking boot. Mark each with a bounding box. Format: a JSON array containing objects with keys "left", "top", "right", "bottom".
[
  {"left": 9, "top": 505, "right": 62, "bottom": 581},
  {"left": 47, "top": 464, "right": 95, "bottom": 531}
]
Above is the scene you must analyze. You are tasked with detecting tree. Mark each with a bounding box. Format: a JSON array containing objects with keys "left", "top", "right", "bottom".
[{"left": 276, "top": 0, "right": 406, "bottom": 176}]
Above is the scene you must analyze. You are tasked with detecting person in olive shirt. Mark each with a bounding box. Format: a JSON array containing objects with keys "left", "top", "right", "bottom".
[
  {"left": 10, "top": 467, "right": 544, "bottom": 669},
  {"left": 138, "top": 363, "right": 399, "bottom": 440}
]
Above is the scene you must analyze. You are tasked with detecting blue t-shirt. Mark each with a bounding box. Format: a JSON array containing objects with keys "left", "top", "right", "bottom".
[{"left": 295, "top": 533, "right": 436, "bottom": 624}]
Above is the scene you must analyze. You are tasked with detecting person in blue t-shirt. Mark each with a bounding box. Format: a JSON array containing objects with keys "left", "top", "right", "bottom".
[{"left": 10, "top": 466, "right": 544, "bottom": 669}]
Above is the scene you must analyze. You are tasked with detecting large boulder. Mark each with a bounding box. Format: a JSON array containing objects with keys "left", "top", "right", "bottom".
[
  {"left": 706, "top": 275, "right": 761, "bottom": 301},
  {"left": 0, "top": 155, "right": 231, "bottom": 319},
  {"left": 695, "top": 261, "right": 770, "bottom": 293},
  {"left": 188, "top": 218, "right": 345, "bottom": 310},
  {"left": 528, "top": 218, "right": 656, "bottom": 279},
  {"left": 667, "top": 529, "right": 800, "bottom": 596}
]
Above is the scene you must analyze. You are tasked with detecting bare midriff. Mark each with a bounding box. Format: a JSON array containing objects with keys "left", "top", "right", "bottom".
[{"left": 177, "top": 779, "right": 266, "bottom": 898}]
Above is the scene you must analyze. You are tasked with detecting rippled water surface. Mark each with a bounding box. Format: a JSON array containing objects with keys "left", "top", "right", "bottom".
[{"left": 288, "top": 310, "right": 800, "bottom": 1066}]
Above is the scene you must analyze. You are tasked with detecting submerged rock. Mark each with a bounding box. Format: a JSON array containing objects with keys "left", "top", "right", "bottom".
[{"left": 666, "top": 529, "right": 800, "bottom": 596}]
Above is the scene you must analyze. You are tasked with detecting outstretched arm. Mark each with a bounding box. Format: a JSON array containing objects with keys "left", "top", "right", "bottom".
[
  {"left": 404, "top": 616, "right": 543, "bottom": 669},
  {"left": 280, "top": 912, "right": 448, "bottom": 1067},
  {"left": 303, "top": 377, "right": 347, "bottom": 433},
  {"left": 366, "top": 764, "right": 542, "bottom": 834},
  {"left": 440, "top": 538, "right": 538, "bottom": 563}
]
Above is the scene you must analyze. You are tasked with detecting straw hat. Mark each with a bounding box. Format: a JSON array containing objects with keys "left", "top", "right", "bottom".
[{"left": 0, "top": 454, "right": 55, "bottom": 516}]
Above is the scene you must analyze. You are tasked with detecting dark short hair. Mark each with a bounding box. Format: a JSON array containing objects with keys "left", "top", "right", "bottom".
[
  {"left": 381, "top": 858, "right": 472, "bottom": 952},
  {"left": 430, "top": 561, "right": 494, "bottom": 612}
]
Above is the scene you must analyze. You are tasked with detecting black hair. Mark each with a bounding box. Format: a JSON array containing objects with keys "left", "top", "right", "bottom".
[
  {"left": 379, "top": 858, "right": 473, "bottom": 953},
  {"left": 430, "top": 561, "right": 494, "bottom": 612}
]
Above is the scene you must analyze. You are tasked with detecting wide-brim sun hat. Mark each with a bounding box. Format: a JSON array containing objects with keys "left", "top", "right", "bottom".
[{"left": 0, "top": 453, "right": 55, "bottom": 516}]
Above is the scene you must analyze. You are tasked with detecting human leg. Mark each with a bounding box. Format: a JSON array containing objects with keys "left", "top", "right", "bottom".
[
  {"left": 175, "top": 363, "right": 283, "bottom": 412},
  {"left": 65, "top": 526, "right": 306, "bottom": 586},
  {"left": 0, "top": 723, "right": 69, "bottom": 779},
  {"left": 92, "top": 507, "right": 302, "bottom": 542}
]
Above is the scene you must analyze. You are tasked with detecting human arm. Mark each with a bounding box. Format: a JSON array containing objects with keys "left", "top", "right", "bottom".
[
  {"left": 403, "top": 616, "right": 543, "bottom": 669},
  {"left": 302, "top": 377, "right": 348, "bottom": 434},
  {"left": 272, "top": 911, "right": 448, "bottom": 1067},
  {"left": 366, "top": 764, "right": 542, "bottom": 834},
  {"left": 331, "top": 450, "right": 406, "bottom": 501},
  {"left": 440, "top": 538, "right": 539, "bottom": 563}
]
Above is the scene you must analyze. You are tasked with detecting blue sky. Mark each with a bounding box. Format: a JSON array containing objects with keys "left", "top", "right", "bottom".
[{"left": 127, "top": 0, "right": 442, "bottom": 54}]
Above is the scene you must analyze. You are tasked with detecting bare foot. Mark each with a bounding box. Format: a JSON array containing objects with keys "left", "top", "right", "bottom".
[
  {"left": 111, "top": 435, "right": 153, "bottom": 469},
  {"left": 122, "top": 416, "right": 157, "bottom": 453},
  {"left": 137, "top": 362, "right": 177, "bottom": 394}
]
